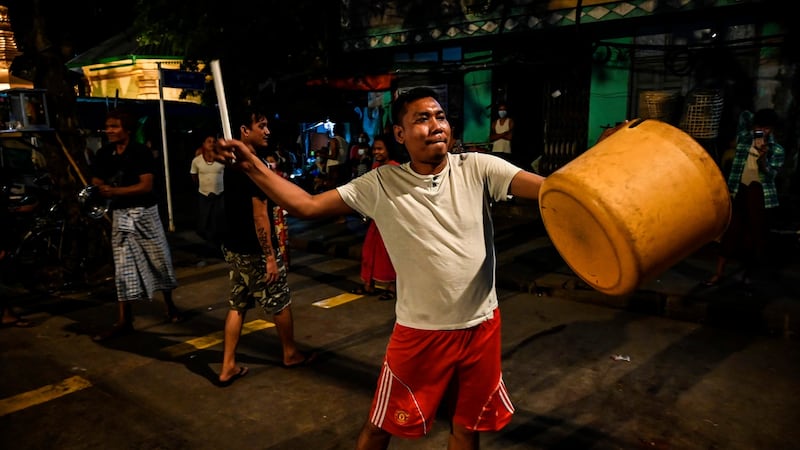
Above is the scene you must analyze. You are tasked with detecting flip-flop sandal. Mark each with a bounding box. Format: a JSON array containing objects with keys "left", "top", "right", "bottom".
[
  {"left": 350, "top": 287, "right": 377, "bottom": 296},
  {"left": 165, "top": 313, "right": 185, "bottom": 324},
  {"left": 217, "top": 366, "right": 249, "bottom": 387},
  {"left": 283, "top": 352, "right": 318, "bottom": 369},
  {"left": 92, "top": 323, "right": 134, "bottom": 342},
  {"left": 1, "top": 318, "right": 34, "bottom": 328}
]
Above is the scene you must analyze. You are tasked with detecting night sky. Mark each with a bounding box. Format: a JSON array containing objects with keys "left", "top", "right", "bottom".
[{"left": 4, "top": 0, "right": 136, "bottom": 59}]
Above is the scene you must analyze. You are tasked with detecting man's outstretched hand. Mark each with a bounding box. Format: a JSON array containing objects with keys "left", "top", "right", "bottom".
[{"left": 214, "top": 138, "right": 256, "bottom": 170}]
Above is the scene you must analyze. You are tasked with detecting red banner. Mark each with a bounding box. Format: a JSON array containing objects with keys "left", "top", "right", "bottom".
[{"left": 307, "top": 74, "right": 394, "bottom": 91}]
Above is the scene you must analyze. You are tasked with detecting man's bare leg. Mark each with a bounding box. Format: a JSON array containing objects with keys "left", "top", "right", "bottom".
[
  {"left": 355, "top": 421, "right": 391, "bottom": 450},
  {"left": 273, "top": 306, "right": 309, "bottom": 366},
  {"left": 162, "top": 290, "right": 182, "bottom": 321},
  {"left": 219, "top": 309, "right": 246, "bottom": 382},
  {"left": 118, "top": 301, "right": 133, "bottom": 327},
  {"left": 92, "top": 302, "right": 133, "bottom": 341},
  {"left": 448, "top": 423, "right": 479, "bottom": 450}
]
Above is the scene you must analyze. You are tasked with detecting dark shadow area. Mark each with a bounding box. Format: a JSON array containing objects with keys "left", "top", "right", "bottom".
[
  {"left": 513, "top": 245, "right": 570, "bottom": 273},
  {"left": 489, "top": 309, "right": 759, "bottom": 449}
]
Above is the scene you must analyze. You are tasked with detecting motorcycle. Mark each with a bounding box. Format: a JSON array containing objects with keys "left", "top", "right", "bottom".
[{"left": 2, "top": 179, "right": 113, "bottom": 294}]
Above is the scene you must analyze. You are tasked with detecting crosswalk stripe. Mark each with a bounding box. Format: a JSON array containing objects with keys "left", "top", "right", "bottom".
[
  {"left": 312, "top": 292, "right": 363, "bottom": 308},
  {"left": 0, "top": 320, "right": 276, "bottom": 416},
  {"left": 161, "top": 319, "right": 275, "bottom": 358},
  {"left": 0, "top": 375, "right": 92, "bottom": 417}
]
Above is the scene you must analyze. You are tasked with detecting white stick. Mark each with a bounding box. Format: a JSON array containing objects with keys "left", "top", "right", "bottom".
[{"left": 210, "top": 60, "right": 232, "bottom": 140}]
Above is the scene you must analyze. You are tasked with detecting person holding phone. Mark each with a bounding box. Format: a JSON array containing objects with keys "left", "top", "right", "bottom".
[{"left": 703, "top": 108, "right": 785, "bottom": 287}]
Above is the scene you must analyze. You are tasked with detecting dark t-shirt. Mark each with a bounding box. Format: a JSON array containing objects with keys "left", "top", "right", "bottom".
[
  {"left": 222, "top": 167, "right": 278, "bottom": 254},
  {"left": 91, "top": 141, "right": 157, "bottom": 210}
]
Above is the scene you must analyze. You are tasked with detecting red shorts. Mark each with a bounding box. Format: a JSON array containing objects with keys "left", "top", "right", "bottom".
[{"left": 368, "top": 309, "right": 514, "bottom": 438}]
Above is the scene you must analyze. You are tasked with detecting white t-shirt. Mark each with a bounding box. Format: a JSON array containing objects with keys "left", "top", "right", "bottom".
[
  {"left": 492, "top": 119, "right": 512, "bottom": 154},
  {"left": 337, "top": 152, "right": 521, "bottom": 330},
  {"left": 190, "top": 155, "right": 225, "bottom": 196}
]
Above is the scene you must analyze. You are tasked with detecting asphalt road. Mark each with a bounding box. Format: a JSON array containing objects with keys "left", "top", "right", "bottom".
[{"left": 1, "top": 248, "right": 799, "bottom": 450}]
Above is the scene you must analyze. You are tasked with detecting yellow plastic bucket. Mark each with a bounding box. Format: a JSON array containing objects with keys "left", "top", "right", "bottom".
[{"left": 538, "top": 119, "right": 731, "bottom": 296}]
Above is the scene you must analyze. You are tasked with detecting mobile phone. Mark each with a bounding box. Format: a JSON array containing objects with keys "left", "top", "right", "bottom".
[{"left": 753, "top": 130, "right": 765, "bottom": 138}]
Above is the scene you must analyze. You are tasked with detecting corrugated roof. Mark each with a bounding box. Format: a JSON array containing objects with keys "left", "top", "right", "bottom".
[{"left": 66, "top": 29, "right": 182, "bottom": 69}]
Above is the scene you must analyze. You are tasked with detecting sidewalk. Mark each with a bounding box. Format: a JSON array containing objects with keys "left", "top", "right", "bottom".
[{"left": 276, "top": 198, "right": 800, "bottom": 339}]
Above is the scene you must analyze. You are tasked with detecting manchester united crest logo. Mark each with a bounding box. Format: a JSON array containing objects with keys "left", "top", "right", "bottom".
[{"left": 394, "top": 409, "right": 410, "bottom": 424}]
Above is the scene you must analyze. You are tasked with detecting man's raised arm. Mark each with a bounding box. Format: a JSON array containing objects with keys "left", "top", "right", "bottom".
[{"left": 217, "top": 138, "right": 353, "bottom": 219}]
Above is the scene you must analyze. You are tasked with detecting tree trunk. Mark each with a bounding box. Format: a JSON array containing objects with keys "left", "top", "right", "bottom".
[{"left": 29, "top": 0, "right": 89, "bottom": 222}]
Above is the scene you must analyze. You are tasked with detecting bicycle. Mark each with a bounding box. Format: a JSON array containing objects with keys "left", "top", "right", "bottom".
[{"left": 6, "top": 187, "right": 113, "bottom": 294}]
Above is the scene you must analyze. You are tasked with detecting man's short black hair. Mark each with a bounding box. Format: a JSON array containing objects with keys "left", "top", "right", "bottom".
[
  {"left": 106, "top": 109, "right": 137, "bottom": 133},
  {"left": 196, "top": 128, "right": 218, "bottom": 147},
  {"left": 392, "top": 87, "right": 440, "bottom": 126},
  {"left": 232, "top": 101, "right": 269, "bottom": 132}
]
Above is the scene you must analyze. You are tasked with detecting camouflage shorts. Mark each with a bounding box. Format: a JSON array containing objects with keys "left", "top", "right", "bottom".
[{"left": 222, "top": 246, "right": 291, "bottom": 314}]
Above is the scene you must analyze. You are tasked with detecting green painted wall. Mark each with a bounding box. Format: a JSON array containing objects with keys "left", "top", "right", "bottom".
[
  {"left": 587, "top": 37, "right": 632, "bottom": 147},
  {"left": 462, "top": 51, "right": 492, "bottom": 145}
]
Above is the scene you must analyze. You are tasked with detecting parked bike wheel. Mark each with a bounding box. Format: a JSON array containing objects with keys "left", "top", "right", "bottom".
[
  {"left": 15, "top": 225, "right": 70, "bottom": 293},
  {"left": 77, "top": 218, "right": 114, "bottom": 287}
]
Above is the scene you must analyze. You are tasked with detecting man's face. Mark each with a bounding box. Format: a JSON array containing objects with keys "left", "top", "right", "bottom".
[
  {"left": 372, "top": 140, "right": 388, "bottom": 163},
  {"left": 241, "top": 116, "right": 270, "bottom": 149},
  {"left": 201, "top": 136, "right": 216, "bottom": 157},
  {"left": 104, "top": 118, "right": 129, "bottom": 144},
  {"left": 393, "top": 96, "right": 450, "bottom": 166}
]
